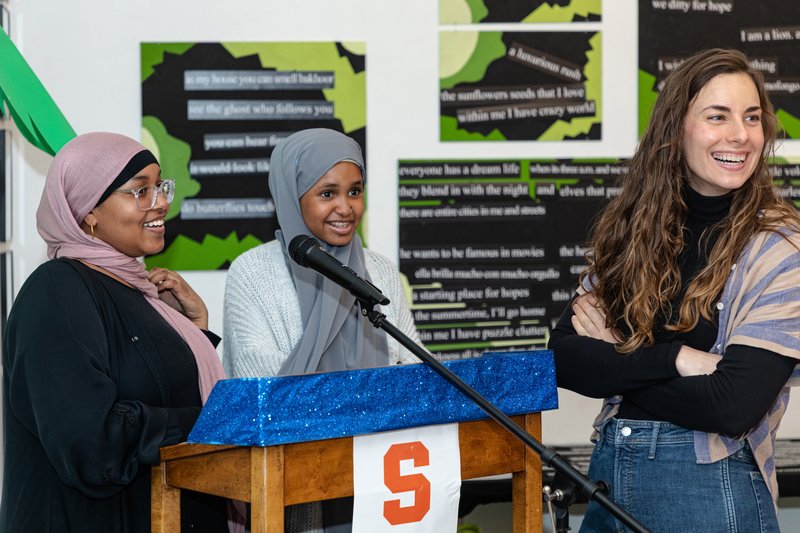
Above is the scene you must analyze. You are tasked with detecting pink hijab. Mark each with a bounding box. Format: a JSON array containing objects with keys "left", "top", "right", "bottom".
[{"left": 36, "top": 132, "right": 224, "bottom": 402}]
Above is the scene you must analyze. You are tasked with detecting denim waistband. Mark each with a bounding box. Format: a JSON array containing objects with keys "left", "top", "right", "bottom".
[
  {"left": 598, "top": 418, "right": 754, "bottom": 464},
  {"left": 600, "top": 418, "right": 695, "bottom": 446}
]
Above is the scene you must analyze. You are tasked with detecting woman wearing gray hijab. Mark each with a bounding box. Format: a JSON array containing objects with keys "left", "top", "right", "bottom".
[{"left": 223, "top": 128, "right": 421, "bottom": 532}]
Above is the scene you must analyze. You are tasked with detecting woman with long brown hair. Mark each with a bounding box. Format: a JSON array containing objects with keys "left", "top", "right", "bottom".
[{"left": 549, "top": 48, "right": 800, "bottom": 532}]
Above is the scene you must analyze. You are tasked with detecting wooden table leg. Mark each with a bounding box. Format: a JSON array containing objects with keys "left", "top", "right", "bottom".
[
  {"left": 512, "top": 413, "right": 543, "bottom": 533},
  {"left": 152, "top": 462, "right": 181, "bottom": 533},
  {"left": 251, "top": 445, "right": 286, "bottom": 533}
]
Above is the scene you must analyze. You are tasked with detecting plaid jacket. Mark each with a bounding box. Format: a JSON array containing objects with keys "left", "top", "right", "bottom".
[{"left": 592, "top": 223, "right": 800, "bottom": 507}]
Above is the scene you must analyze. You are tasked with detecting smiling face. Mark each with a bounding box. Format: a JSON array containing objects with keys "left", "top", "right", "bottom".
[
  {"left": 84, "top": 163, "right": 169, "bottom": 257},
  {"left": 299, "top": 161, "right": 365, "bottom": 247},
  {"left": 682, "top": 72, "right": 764, "bottom": 196}
]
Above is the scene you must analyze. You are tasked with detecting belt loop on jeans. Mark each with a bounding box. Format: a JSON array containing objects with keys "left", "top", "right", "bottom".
[
  {"left": 597, "top": 418, "right": 615, "bottom": 450},
  {"left": 648, "top": 422, "right": 661, "bottom": 460}
]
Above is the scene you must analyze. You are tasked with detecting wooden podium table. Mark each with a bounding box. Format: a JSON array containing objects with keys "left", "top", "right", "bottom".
[{"left": 152, "top": 413, "right": 542, "bottom": 533}]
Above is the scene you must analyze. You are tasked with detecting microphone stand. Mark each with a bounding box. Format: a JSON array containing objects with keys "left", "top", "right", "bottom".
[{"left": 356, "top": 298, "right": 650, "bottom": 533}]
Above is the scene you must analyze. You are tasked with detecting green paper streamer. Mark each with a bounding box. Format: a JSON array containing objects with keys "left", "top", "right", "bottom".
[{"left": 0, "top": 28, "right": 76, "bottom": 155}]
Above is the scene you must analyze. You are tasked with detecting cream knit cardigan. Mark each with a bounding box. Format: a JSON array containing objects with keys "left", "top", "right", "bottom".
[{"left": 223, "top": 239, "right": 421, "bottom": 378}]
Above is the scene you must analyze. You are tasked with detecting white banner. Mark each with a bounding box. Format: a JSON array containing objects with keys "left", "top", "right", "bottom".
[{"left": 352, "top": 424, "right": 461, "bottom": 533}]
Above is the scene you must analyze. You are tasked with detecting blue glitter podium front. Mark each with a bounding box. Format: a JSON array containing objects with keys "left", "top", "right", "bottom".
[
  {"left": 154, "top": 350, "right": 557, "bottom": 532},
  {"left": 189, "top": 349, "right": 558, "bottom": 446}
]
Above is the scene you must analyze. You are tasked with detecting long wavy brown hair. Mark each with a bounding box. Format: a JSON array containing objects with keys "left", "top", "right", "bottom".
[{"left": 581, "top": 48, "right": 800, "bottom": 353}]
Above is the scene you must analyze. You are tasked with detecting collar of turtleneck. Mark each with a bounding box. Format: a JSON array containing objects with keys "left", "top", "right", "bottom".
[
  {"left": 679, "top": 184, "right": 732, "bottom": 291},
  {"left": 684, "top": 185, "right": 733, "bottom": 225}
]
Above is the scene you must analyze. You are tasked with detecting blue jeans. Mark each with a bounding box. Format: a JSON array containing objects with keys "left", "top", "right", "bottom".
[{"left": 579, "top": 418, "right": 779, "bottom": 533}]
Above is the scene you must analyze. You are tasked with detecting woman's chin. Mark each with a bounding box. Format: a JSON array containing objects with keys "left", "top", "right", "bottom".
[
  {"left": 143, "top": 241, "right": 166, "bottom": 257},
  {"left": 319, "top": 233, "right": 355, "bottom": 247}
]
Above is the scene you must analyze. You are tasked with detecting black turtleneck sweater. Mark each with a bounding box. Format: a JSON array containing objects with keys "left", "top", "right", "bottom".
[{"left": 549, "top": 188, "right": 797, "bottom": 436}]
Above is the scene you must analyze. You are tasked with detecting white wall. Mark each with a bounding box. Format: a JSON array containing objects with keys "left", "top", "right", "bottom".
[{"left": 5, "top": 0, "right": 798, "bottom": 451}]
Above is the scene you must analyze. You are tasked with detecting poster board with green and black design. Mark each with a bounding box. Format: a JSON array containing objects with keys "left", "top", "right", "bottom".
[
  {"left": 398, "top": 159, "right": 800, "bottom": 359},
  {"left": 140, "top": 42, "right": 365, "bottom": 270},
  {"left": 397, "top": 158, "right": 622, "bottom": 358},
  {"left": 638, "top": 0, "right": 800, "bottom": 138},
  {"left": 439, "top": 0, "right": 602, "bottom": 24},
  {"left": 440, "top": 31, "right": 601, "bottom": 141}
]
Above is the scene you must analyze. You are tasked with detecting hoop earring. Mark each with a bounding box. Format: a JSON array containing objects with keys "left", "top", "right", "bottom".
[{"left": 90, "top": 224, "right": 95, "bottom": 239}]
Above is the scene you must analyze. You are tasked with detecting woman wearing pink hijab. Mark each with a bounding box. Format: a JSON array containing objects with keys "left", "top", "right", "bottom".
[{"left": 1, "top": 133, "right": 227, "bottom": 532}]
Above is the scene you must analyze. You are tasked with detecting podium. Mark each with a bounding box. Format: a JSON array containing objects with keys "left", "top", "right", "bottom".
[{"left": 152, "top": 350, "right": 558, "bottom": 532}]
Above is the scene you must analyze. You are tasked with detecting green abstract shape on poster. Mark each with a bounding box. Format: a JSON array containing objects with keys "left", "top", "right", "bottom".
[
  {"left": 141, "top": 115, "right": 197, "bottom": 222},
  {"left": 439, "top": 0, "right": 485, "bottom": 24},
  {"left": 145, "top": 232, "right": 264, "bottom": 270},
  {"left": 221, "top": 42, "right": 366, "bottom": 133},
  {"left": 538, "top": 32, "right": 602, "bottom": 141},
  {"left": 0, "top": 28, "right": 76, "bottom": 155},
  {"left": 438, "top": 0, "right": 487, "bottom": 24},
  {"left": 440, "top": 116, "right": 506, "bottom": 141},
  {"left": 522, "top": 0, "right": 601, "bottom": 22},
  {"left": 776, "top": 109, "right": 800, "bottom": 139},
  {"left": 465, "top": 0, "right": 490, "bottom": 22},
  {"left": 141, "top": 42, "right": 195, "bottom": 82},
  {"left": 638, "top": 69, "right": 660, "bottom": 137},
  {"left": 518, "top": 158, "right": 535, "bottom": 201},
  {"left": 340, "top": 42, "right": 365, "bottom": 57},
  {"left": 440, "top": 31, "right": 481, "bottom": 81},
  {"left": 440, "top": 31, "right": 506, "bottom": 90}
]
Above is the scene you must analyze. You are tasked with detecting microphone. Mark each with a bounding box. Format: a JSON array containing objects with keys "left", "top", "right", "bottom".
[{"left": 288, "top": 234, "right": 390, "bottom": 306}]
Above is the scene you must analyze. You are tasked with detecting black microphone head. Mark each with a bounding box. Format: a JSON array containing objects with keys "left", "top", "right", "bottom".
[{"left": 288, "top": 234, "right": 320, "bottom": 266}]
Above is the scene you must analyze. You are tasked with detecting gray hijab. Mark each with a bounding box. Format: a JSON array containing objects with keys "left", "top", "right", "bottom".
[{"left": 269, "top": 128, "right": 389, "bottom": 375}]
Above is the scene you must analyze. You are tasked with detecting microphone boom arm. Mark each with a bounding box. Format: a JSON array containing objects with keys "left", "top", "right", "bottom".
[
  {"left": 286, "top": 233, "right": 648, "bottom": 531},
  {"left": 356, "top": 299, "right": 650, "bottom": 533}
]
